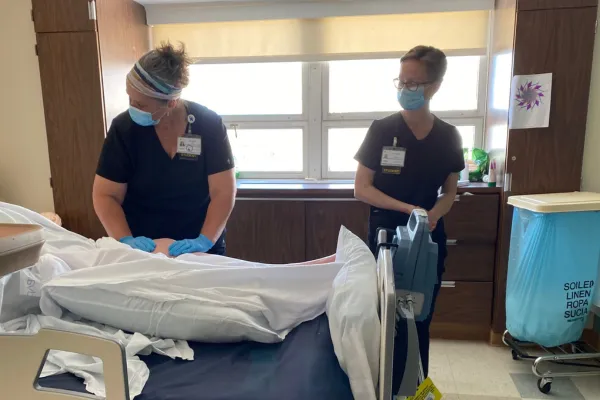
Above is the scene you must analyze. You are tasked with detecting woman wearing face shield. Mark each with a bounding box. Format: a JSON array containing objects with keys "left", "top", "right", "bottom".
[
  {"left": 354, "top": 46, "right": 465, "bottom": 381},
  {"left": 92, "top": 43, "right": 236, "bottom": 256}
]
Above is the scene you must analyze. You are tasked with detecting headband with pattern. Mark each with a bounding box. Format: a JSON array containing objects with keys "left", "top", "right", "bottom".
[{"left": 126, "top": 62, "right": 182, "bottom": 101}]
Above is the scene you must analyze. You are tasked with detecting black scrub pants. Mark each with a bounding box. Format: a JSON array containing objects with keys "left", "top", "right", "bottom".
[
  {"left": 208, "top": 234, "right": 226, "bottom": 256},
  {"left": 367, "top": 211, "right": 447, "bottom": 392}
]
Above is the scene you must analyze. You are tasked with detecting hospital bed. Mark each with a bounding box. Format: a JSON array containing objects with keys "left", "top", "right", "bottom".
[{"left": 0, "top": 210, "right": 436, "bottom": 400}]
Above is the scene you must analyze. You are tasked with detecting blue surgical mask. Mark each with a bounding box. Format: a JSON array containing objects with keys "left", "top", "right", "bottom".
[
  {"left": 397, "top": 86, "right": 426, "bottom": 111},
  {"left": 129, "top": 106, "right": 160, "bottom": 127}
]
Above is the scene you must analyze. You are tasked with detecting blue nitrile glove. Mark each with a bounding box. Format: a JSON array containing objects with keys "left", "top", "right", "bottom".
[
  {"left": 119, "top": 236, "right": 156, "bottom": 252},
  {"left": 168, "top": 234, "right": 214, "bottom": 257}
]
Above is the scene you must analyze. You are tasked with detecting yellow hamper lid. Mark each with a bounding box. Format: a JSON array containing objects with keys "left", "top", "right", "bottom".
[{"left": 508, "top": 192, "right": 600, "bottom": 213}]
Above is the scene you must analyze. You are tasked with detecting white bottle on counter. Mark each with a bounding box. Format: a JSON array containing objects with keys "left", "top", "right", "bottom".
[{"left": 488, "top": 159, "right": 497, "bottom": 187}]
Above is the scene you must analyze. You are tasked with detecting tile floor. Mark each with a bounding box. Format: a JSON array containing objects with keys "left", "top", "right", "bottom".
[{"left": 429, "top": 340, "right": 600, "bottom": 400}]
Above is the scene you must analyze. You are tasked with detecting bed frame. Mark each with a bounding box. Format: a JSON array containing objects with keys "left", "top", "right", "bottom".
[{"left": 0, "top": 227, "right": 403, "bottom": 400}]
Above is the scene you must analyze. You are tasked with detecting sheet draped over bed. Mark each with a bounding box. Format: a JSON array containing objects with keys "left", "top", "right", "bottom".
[
  {"left": 0, "top": 314, "right": 193, "bottom": 397},
  {"left": 0, "top": 202, "right": 380, "bottom": 400}
]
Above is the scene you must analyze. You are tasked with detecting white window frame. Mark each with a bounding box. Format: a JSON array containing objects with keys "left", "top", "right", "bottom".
[
  {"left": 223, "top": 120, "right": 309, "bottom": 180},
  {"left": 321, "top": 119, "right": 373, "bottom": 180},
  {"left": 218, "top": 63, "right": 310, "bottom": 123},
  {"left": 200, "top": 55, "right": 487, "bottom": 180}
]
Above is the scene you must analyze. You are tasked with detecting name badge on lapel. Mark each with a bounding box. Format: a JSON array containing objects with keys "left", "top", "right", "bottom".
[
  {"left": 381, "top": 145, "right": 406, "bottom": 174},
  {"left": 177, "top": 135, "right": 202, "bottom": 160}
]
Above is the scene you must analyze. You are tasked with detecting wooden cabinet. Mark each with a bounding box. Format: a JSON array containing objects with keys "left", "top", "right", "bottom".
[
  {"left": 432, "top": 192, "right": 500, "bottom": 340},
  {"left": 444, "top": 244, "right": 495, "bottom": 282},
  {"left": 305, "top": 201, "right": 369, "bottom": 259},
  {"left": 431, "top": 282, "right": 494, "bottom": 340},
  {"left": 228, "top": 188, "right": 500, "bottom": 340},
  {"left": 226, "top": 198, "right": 369, "bottom": 262},
  {"left": 32, "top": 0, "right": 149, "bottom": 239},
  {"left": 444, "top": 194, "right": 499, "bottom": 243},
  {"left": 32, "top": 0, "right": 96, "bottom": 33},
  {"left": 36, "top": 32, "right": 106, "bottom": 237},
  {"left": 226, "top": 201, "right": 306, "bottom": 264}
]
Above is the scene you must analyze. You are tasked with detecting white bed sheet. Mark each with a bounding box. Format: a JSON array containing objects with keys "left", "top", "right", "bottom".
[{"left": 0, "top": 202, "right": 380, "bottom": 399}]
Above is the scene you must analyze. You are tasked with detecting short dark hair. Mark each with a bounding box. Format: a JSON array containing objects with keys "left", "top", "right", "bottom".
[{"left": 401, "top": 45, "right": 447, "bottom": 82}]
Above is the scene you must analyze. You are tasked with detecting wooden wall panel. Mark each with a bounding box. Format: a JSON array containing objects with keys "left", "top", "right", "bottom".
[
  {"left": 32, "top": 0, "right": 96, "bottom": 33},
  {"left": 96, "top": 0, "right": 150, "bottom": 128},
  {"left": 305, "top": 201, "right": 369, "bottom": 259},
  {"left": 225, "top": 200, "right": 305, "bottom": 263},
  {"left": 36, "top": 32, "right": 106, "bottom": 238},
  {"left": 508, "top": 7, "right": 597, "bottom": 195}
]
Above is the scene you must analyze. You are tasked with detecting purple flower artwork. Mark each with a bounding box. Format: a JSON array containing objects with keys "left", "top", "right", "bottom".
[{"left": 514, "top": 80, "right": 545, "bottom": 111}]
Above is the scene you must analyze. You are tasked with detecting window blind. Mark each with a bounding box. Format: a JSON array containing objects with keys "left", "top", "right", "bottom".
[{"left": 151, "top": 10, "right": 490, "bottom": 63}]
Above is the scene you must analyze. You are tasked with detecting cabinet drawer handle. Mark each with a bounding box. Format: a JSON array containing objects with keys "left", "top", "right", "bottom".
[
  {"left": 441, "top": 281, "right": 456, "bottom": 288},
  {"left": 446, "top": 239, "right": 458, "bottom": 246}
]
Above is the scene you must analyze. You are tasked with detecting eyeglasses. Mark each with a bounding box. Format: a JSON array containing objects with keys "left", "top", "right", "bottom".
[{"left": 393, "top": 78, "right": 432, "bottom": 92}]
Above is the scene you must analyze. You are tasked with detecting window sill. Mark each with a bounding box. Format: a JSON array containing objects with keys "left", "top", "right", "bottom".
[
  {"left": 236, "top": 179, "right": 356, "bottom": 199},
  {"left": 235, "top": 180, "right": 501, "bottom": 199}
]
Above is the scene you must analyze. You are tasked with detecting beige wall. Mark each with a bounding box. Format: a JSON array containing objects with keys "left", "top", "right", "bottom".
[
  {"left": 582, "top": 7, "right": 600, "bottom": 193},
  {"left": 0, "top": 0, "right": 54, "bottom": 212}
]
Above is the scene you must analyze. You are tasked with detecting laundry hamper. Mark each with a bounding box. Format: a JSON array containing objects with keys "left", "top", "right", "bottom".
[{"left": 506, "top": 192, "right": 600, "bottom": 348}]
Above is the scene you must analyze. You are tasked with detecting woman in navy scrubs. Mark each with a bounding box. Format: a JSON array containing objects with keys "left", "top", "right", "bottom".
[
  {"left": 92, "top": 43, "right": 236, "bottom": 256},
  {"left": 354, "top": 46, "right": 465, "bottom": 380}
]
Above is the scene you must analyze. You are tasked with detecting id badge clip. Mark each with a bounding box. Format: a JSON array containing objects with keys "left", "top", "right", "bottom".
[
  {"left": 177, "top": 114, "right": 202, "bottom": 159},
  {"left": 177, "top": 136, "right": 202, "bottom": 156},
  {"left": 381, "top": 137, "right": 405, "bottom": 174}
]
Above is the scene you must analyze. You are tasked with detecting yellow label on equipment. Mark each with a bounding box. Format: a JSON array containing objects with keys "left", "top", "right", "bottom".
[{"left": 406, "top": 377, "right": 442, "bottom": 400}]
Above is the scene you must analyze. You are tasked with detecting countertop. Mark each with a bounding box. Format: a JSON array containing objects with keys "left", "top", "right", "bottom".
[{"left": 235, "top": 181, "right": 502, "bottom": 198}]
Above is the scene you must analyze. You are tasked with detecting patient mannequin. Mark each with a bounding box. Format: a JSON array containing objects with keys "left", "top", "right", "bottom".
[{"left": 151, "top": 238, "right": 334, "bottom": 265}]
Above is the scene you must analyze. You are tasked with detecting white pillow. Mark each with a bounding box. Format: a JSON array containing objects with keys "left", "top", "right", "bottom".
[{"left": 327, "top": 226, "right": 380, "bottom": 400}]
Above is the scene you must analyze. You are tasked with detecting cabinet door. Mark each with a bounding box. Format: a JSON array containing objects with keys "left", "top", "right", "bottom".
[
  {"left": 37, "top": 32, "right": 106, "bottom": 238},
  {"left": 507, "top": 6, "right": 597, "bottom": 195},
  {"left": 226, "top": 200, "right": 306, "bottom": 264},
  {"left": 32, "top": 0, "right": 96, "bottom": 33},
  {"left": 444, "top": 194, "right": 499, "bottom": 244},
  {"left": 305, "top": 201, "right": 369, "bottom": 259},
  {"left": 96, "top": 0, "right": 149, "bottom": 127},
  {"left": 431, "top": 282, "right": 493, "bottom": 340},
  {"left": 443, "top": 244, "right": 495, "bottom": 282}
]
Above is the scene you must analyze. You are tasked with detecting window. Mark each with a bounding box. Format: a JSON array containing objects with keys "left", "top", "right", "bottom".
[
  {"left": 227, "top": 127, "right": 304, "bottom": 174},
  {"left": 327, "top": 127, "right": 370, "bottom": 173},
  {"left": 185, "top": 62, "right": 303, "bottom": 116},
  {"left": 182, "top": 55, "right": 486, "bottom": 180}
]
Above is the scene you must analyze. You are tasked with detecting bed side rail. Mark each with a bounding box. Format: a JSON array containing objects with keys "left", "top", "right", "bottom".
[
  {"left": 377, "top": 229, "right": 396, "bottom": 400},
  {"left": 0, "top": 328, "right": 129, "bottom": 400}
]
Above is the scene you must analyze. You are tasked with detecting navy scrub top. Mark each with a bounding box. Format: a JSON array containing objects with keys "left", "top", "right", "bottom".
[
  {"left": 354, "top": 113, "right": 465, "bottom": 255},
  {"left": 96, "top": 101, "right": 234, "bottom": 251}
]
